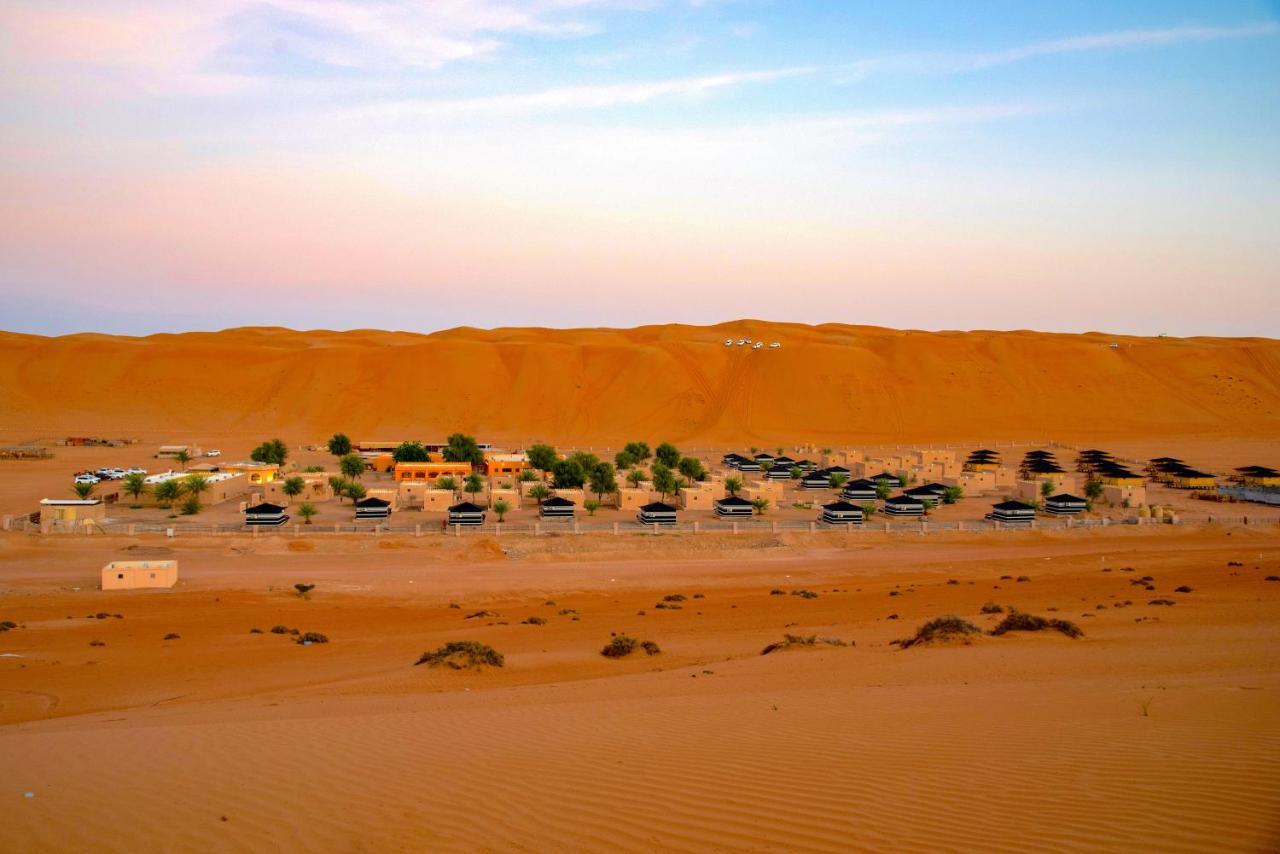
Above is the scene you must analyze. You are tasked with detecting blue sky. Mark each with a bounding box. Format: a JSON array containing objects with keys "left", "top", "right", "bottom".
[{"left": 1, "top": 0, "right": 1277, "bottom": 336}]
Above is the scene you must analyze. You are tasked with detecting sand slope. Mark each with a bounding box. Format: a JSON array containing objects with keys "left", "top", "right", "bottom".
[{"left": 1, "top": 322, "right": 1278, "bottom": 444}]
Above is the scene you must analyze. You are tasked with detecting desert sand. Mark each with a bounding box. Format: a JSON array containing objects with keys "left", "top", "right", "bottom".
[
  {"left": 1, "top": 525, "right": 1279, "bottom": 852},
  {"left": 2, "top": 322, "right": 1278, "bottom": 445}
]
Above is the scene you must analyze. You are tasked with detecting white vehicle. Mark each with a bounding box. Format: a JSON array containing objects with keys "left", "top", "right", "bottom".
[
  {"left": 724, "top": 339, "right": 733, "bottom": 346},
  {"left": 74, "top": 474, "right": 100, "bottom": 485},
  {"left": 770, "top": 342, "right": 781, "bottom": 348},
  {"left": 206, "top": 449, "right": 222, "bottom": 457},
  {"left": 752, "top": 342, "right": 763, "bottom": 350},
  {"left": 126, "top": 467, "right": 146, "bottom": 475},
  {"left": 736, "top": 338, "right": 747, "bottom": 345}
]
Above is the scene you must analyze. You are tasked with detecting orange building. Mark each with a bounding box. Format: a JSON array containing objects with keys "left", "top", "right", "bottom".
[
  {"left": 483, "top": 453, "right": 529, "bottom": 478},
  {"left": 393, "top": 462, "right": 473, "bottom": 483}
]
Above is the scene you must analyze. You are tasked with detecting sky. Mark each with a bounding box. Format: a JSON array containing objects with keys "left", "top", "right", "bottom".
[{"left": 1, "top": 0, "right": 1278, "bottom": 337}]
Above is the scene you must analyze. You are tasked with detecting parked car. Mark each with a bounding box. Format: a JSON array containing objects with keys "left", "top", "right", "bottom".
[
  {"left": 206, "top": 449, "right": 221, "bottom": 457},
  {"left": 770, "top": 342, "right": 781, "bottom": 348},
  {"left": 126, "top": 467, "right": 147, "bottom": 475},
  {"left": 74, "top": 474, "right": 100, "bottom": 484},
  {"left": 723, "top": 339, "right": 733, "bottom": 346}
]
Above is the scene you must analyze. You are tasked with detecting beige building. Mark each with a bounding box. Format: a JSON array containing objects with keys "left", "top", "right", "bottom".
[
  {"left": 1104, "top": 484, "right": 1146, "bottom": 506},
  {"left": 223, "top": 462, "right": 279, "bottom": 484},
  {"left": 102, "top": 560, "right": 178, "bottom": 590},
  {"left": 263, "top": 473, "right": 333, "bottom": 504},
  {"left": 156, "top": 444, "right": 202, "bottom": 459},
  {"left": 616, "top": 487, "right": 657, "bottom": 510},
  {"left": 397, "top": 482, "right": 458, "bottom": 511},
  {"left": 678, "top": 487, "right": 714, "bottom": 510},
  {"left": 40, "top": 498, "right": 106, "bottom": 526}
]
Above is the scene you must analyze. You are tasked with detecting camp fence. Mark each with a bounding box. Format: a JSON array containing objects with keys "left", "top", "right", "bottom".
[{"left": 8, "top": 514, "right": 1274, "bottom": 538}]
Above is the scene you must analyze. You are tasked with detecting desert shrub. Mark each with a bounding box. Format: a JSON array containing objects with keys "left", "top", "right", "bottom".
[
  {"left": 760, "top": 634, "right": 848, "bottom": 655},
  {"left": 999, "top": 575, "right": 1013, "bottom": 581},
  {"left": 946, "top": 579, "right": 959, "bottom": 586},
  {"left": 1174, "top": 585, "right": 1193, "bottom": 593},
  {"left": 544, "top": 600, "right": 556, "bottom": 606},
  {"left": 415, "top": 641, "right": 504, "bottom": 669},
  {"left": 249, "top": 628, "right": 264, "bottom": 634},
  {"left": 896, "top": 616, "right": 982, "bottom": 648},
  {"left": 448, "top": 603, "right": 461, "bottom": 609},
  {"left": 769, "top": 589, "right": 786, "bottom": 596},
  {"left": 465, "top": 610, "right": 498, "bottom": 619},
  {"left": 296, "top": 632, "right": 329, "bottom": 644},
  {"left": 663, "top": 594, "right": 687, "bottom": 602},
  {"left": 270, "top": 625, "right": 292, "bottom": 634},
  {"left": 163, "top": 632, "right": 180, "bottom": 640},
  {"left": 1016, "top": 576, "right": 1031, "bottom": 583},
  {"left": 791, "top": 589, "right": 818, "bottom": 599},
  {"left": 294, "top": 583, "right": 315, "bottom": 598},
  {"left": 990, "top": 612, "right": 1083, "bottom": 638},
  {"left": 1227, "top": 561, "right": 1243, "bottom": 567},
  {"left": 522, "top": 616, "right": 547, "bottom": 625},
  {"left": 558, "top": 609, "right": 579, "bottom": 616},
  {"left": 0, "top": 620, "right": 18, "bottom": 631},
  {"left": 600, "top": 636, "right": 662, "bottom": 658},
  {"left": 1148, "top": 599, "right": 1176, "bottom": 606},
  {"left": 654, "top": 601, "right": 682, "bottom": 610},
  {"left": 980, "top": 601, "right": 1004, "bottom": 614},
  {"left": 89, "top": 639, "right": 105, "bottom": 647},
  {"left": 1266, "top": 576, "right": 1280, "bottom": 582}
]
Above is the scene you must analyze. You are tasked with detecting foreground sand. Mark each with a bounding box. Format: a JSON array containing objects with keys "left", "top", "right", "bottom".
[{"left": 2, "top": 525, "right": 1278, "bottom": 852}]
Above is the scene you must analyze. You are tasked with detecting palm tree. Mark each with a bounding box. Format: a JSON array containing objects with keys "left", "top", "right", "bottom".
[
  {"left": 122, "top": 472, "right": 148, "bottom": 501},
  {"left": 72, "top": 481, "right": 96, "bottom": 499},
  {"left": 298, "top": 501, "right": 318, "bottom": 524},
  {"left": 154, "top": 479, "right": 181, "bottom": 508},
  {"left": 829, "top": 473, "right": 849, "bottom": 490},
  {"left": 182, "top": 474, "right": 210, "bottom": 514},
  {"left": 724, "top": 476, "right": 743, "bottom": 496},
  {"left": 518, "top": 468, "right": 540, "bottom": 495},
  {"left": 328, "top": 476, "right": 348, "bottom": 503},
  {"left": 492, "top": 499, "right": 510, "bottom": 523},
  {"left": 528, "top": 483, "right": 551, "bottom": 505},
  {"left": 175, "top": 449, "right": 191, "bottom": 470},
  {"left": 282, "top": 476, "right": 305, "bottom": 503},
  {"left": 750, "top": 497, "right": 769, "bottom": 515}
]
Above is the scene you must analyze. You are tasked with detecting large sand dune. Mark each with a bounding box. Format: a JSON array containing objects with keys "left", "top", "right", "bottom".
[{"left": 1, "top": 322, "right": 1278, "bottom": 444}]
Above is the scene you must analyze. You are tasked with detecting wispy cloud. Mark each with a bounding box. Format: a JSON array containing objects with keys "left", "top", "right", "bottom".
[{"left": 367, "top": 65, "right": 815, "bottom": 118}]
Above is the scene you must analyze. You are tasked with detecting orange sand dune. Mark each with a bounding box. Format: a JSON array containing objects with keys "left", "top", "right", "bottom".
[{"left": 1, "top": 321, "right": 1278, "bottom": 445}]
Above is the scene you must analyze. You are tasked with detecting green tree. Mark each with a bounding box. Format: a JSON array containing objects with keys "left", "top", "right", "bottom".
[
  {"left": 298, "top": 501, "right": 318, "bottom": 524},
  {"left": 328, "top": 476, "right": 349, "bottom": 503},
  {"left": 175, "top": 449, "right": 191, "bottom": 470},
  {"left": 183, "top": 474, "right": 211, "bottom": 501},
  {"left": 517, "top": 468, "right": 540, "bottom": 494},
  {"left": 750, "top": 497, "right": 769, "bottom": 515},
  {"left": 72, "top": 481, "right": 96, "bottom": 499},
  {"left": 339, "top": 453, "right": 366, "bottom": 480},
  {"left": 651, "top": 464, "right": 677, "bottom": 501},
  {"left": 251, "top": 439, "right": 288, "bottom": 466},
  {"left": 583, "top": 499, "right": 600, "bottom": 516},
  {"left": 588, "top": 462, "right": 617, "bottom": 501},
  {"left": 552, "top": 458, "right": 585, "bottom": 489},
  {"left": 829, "top": 472, "right": 849, "bottom": 490},
  {"left": 327, "top": 433, "right": 352, "bottom": 456},
  {"left": 392, "top": 441, "right": 429, "bottom": 463},
  {"left": 760, "top": 460, "right": 774, "bottom": 474},
  {"left": 528, "top": 483, "right": 551, "bottom": 505},
  {"left": 282, "top": 476, "right": 305, "bottom": 502},
  {"left": 442, "top": 433, "right": 484, "bottom": 467},
  {"left": 623, "top": 441, "right": 651, "bottom": 463},
  {"left": 436, "top": 476, "right": 457, "bottom": 493},
  {"left": 344, "top": 481, "right": 367, "bottom": 502},
  {"left": 122, "top": 472, "right": 148, "bottom": 500},
  {"left": 527, "top": 444, "right": 558, "bottom": 477},
  {"left": 860, "top": 502, "right": 878, "bottom": 518},
  {"left": 463, "top": 473, "right": 484, "bottom": 501},
  {"left": 492, "top": 499, "right": 511, "bottom": 522},
  {"left": 943, "top": 485, "right": 964, "bottom": 505},
  {"left": 678, "top": 456, "right": 706, "bottom": 483},
  {"left": 627, "top": 468, "right": 647, "bottom": 489},
  {"left": 655, "top": 442, "right": 680, "bottom": 468},
  {"left": 154, "top": 479, "right": 181, "bottom": 508},
  {"left": 1084, "top": 479, "right": 1104, "bottom": 501},
  {"left": 724, "top": 476, "right": 743, "bottom": 496},
  {"left": 614, "top": 449, "right": 636, "bottom": 470},
  {"left": 1040, "top": 479, "right": 1054, "bottom": 498}
]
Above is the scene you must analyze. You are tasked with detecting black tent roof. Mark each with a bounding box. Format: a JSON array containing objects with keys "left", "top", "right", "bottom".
[
  {"left": 823, "top": 500, "right": 861, "bottom": 511},
  {"left": 992, "top": 500, "right": 1035, "bottom": 510},
  {"left": 1047, "top": 493, "right": 1086, "bottom": 503},
  {"left": 356, "top": 496, "right": 390, "bottom": 507},
  {"left": 448, "top": 501, "right": 485, "bottom": 513},
  {"left": 541, "top": 496, "right": 575, "bottom": 507},
  {"left": 715, "top": 496, "right": 752, "bottom": 507},
  {"left": 885, "top": 495, "right": 924, "bottom": 505},
  {"left": 640, "top": 502, "right": 677, "bottom": 512},
  {"left": 245, "top": 502, "right": 286, "bottom": 514},
  {"left": 846, "top": 478, "right": 877, "bottom": 489},
  {"left": 1236, "top": 465, "right": 1278, "bottom": 476}
]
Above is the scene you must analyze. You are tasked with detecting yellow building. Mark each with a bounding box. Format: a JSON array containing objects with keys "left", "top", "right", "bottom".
[
  {"left": 483, "top": 453, "right": 529, "bottom": 479},
  {"left": 223, "top": 462, "right": 279, "bottom": 484},
  {"left": 40, "top": 498, "right": 106, "bottom": 524},
  {"left": 1167, "top": 470, "right": 1217, "bottom": 490}
]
